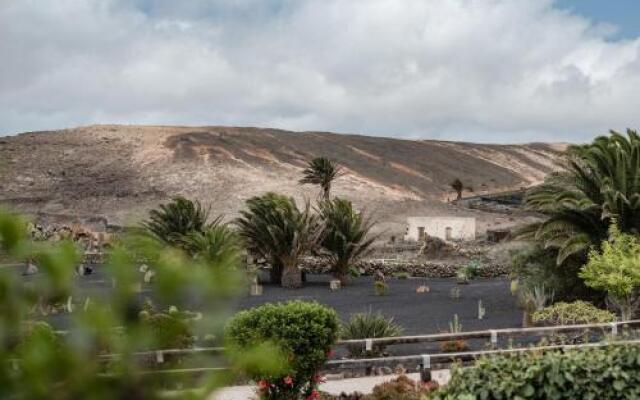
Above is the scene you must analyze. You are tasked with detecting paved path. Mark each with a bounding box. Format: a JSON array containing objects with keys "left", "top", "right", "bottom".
[{"left": 211, "top": 370, "right": 451, "bottom": 400}]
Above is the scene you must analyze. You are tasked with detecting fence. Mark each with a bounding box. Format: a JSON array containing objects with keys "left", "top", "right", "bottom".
[{"left": 89, "top": 319, "right": 640, "bottom": 382}]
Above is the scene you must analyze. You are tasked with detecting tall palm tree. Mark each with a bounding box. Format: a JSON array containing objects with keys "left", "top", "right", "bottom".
[
  {"left": 141, "top": 197, "right": 213, "bottom": 247},
  {"left": 522, "top": 129, "right": 640, "bottom": 265},
  {"left": 236, "top": 193, "right": 322, "bottom": 288},
  {"left": 318, "top": 198, "right": 376, "bottom": 285},
  {"left": 299, "top": 157, "right": 341, "bottom": 200}
]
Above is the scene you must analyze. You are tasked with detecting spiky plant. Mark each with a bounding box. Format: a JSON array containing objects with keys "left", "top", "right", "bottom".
[
  {"left": 236, "top": 193, "right": 321, "bottom": 288},
  {"left": 179, "top": 224, "right": 241, "bottom": 267},
  {"left": 450, "top": 178, "right": 464, "bottom": 200},
  {"left": 340, "top": 309, "right": 403, "bottom": 357},
  {"left": 299, "top": 157, "right": 341, "bottom": 200},
  {"left": 141, "top": 197, "right": 212, "bottom": 247},
  {"left": 522, "top": 129, "right": 640, "bottom": 265},
  {"left": 318, "top": 198, "right": 376, "bottom": 285}
]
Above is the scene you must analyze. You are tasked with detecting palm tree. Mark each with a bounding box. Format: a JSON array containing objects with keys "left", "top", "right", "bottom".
[
  {"left": 179, "top": 224, "right": 241, "bottom": 267},
  {"left": 236, "top": 193, "right": 322, "bottom": 288},
  {"left": 450, "top": 178, "right": 464, "bottom": 200},
  {"left": 141, "top": 197, "right": 213, "bottom": 247},
  {"left": 522, "top": 129, "right": 640, "bottom": 265},
  {"left": 299, "top": 157, "right": 341, "bottom": 200},
  {"left": 318, "top": 198, "right": 376, "bottom": 285}
]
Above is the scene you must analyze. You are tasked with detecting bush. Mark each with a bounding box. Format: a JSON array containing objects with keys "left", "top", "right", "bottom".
[
  {"left": 533, "top": 301, "right": 616, "bottom": 326},
  {"left": 374, "top": 281, "right": 388, "bottom": 296},
  {"left": 340, "top": 310, "right": 403, "bottom": 357},
  {"left": 225, "top": 301, "right": 339, "bottom": 400},
  {"left": 429, "top": 344, "right": 640, "bottom": 399},
  {"left": 511, "top": 243, "right": 598, "bottom": 302},
  {"left": 139, "top": 310, "right": 194, "bottom": 350},
  {"left": 368, "top": 375, "right": 434, "bottom": 399}
]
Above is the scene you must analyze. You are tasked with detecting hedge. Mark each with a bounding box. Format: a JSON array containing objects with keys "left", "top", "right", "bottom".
[{"left": 429, "top": 344, "right": 640, "bottom": 399}]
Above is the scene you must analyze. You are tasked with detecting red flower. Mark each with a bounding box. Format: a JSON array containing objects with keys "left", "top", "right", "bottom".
[
  {"left": 283, "top": 376, "right": 294, "bottom": 386},
  {"left": 313, "top": 373, "right": 326, "bottom": 383},
  {"left": 326, "top": 348, "right": 335, "bottom": 358},
  {"left": 257, "top": 380, "right": 269, "bottom": 391},
  {"left": 307, "top": 389, "right": 319, "bottom": 400}
]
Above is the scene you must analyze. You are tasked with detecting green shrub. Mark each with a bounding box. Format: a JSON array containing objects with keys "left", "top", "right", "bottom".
[
  {"left": 340, "top": 310, "right": 403, "bottom": 357},
  {"left": 394, "top": 272, "right": 410, "bottom": 280},
  {"left": 15, "top": 321, "right": 59, "bottom": 352},
  {"left": 374, "top": 281, "right": 388, "bottom": 296},
  {"left": 139, "top": 310, "right": 194, "bottom": 350},
  {"left": 225, "top": 301, "right": 339, "bottom": 400},
  {"left": 429, "top": 344, "right": 640, "bottom": 399},
  {"left": 533, "top": 301, "right": 616, "bottom": 326}
]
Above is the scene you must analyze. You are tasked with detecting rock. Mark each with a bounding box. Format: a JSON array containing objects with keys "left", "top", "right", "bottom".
[
  {"left": 24, "top": 261, "right": 38, "bottom": 275},
  {"left": 373, "top": 270, "right": 385, "bottom": 283}
]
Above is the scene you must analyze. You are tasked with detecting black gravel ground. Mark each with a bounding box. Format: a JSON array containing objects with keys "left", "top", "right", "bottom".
[
  {"left": 237, "top": 273, "right": 521, "bottom": 335},
  {"left": 7, "top": 265, "right": 524, "bottom": 354}
]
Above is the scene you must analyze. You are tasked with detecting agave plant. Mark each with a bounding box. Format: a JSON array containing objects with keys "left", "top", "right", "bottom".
[
  {"left": 299, "top": 156, "right": 341, "bottom": 200},
  {"left": 318, "top": 198, "right": 376, "bottom": 285},
  {"left": 141, "top": 197, "right": 213, "bottom": 247},
  {"left": 522, "top": 129, "right": 640, "bottom": 265},
  {"left": 340, "top": 309, "right": 403, "bottom": 357},
  {"left": 236, "top": 193, "right": 321, "bottom": 288}
]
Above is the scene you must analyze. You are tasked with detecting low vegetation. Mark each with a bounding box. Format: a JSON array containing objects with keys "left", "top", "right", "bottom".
[
  {"left": 226, "top": 301, "right": 339, "bottom": 400},
  {"left": 532, "top": 301, "right": 616, "bottom": 326},
  {"left": 340, "top": 310, "right": 403, "bottom": 357},
  {"left": 430, "top": 344, "right": 640, "bottom": 399}
]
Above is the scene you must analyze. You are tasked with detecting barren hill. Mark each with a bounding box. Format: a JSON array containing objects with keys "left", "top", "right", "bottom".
[{"left": 0, "top": 125, "right": 564, "bottom": 235}]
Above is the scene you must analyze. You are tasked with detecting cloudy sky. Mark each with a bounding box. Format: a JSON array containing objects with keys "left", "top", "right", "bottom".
[{"left": 1, "top": 0, "right": 639, "bottom": 142}]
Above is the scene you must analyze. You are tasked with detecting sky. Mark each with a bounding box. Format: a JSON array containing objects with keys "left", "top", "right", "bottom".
[{"left": 1, "top": 0, "right": 639, "bottom": 143}]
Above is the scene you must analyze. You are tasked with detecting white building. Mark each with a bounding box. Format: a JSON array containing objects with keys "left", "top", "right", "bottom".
[{"left": 404, "top": 217, "right": 476, "bottom": 242}]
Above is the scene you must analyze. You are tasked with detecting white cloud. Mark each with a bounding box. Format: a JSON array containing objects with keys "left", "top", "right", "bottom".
[{"left": 0, "top": 0, "right": 639, "bottom": 142}]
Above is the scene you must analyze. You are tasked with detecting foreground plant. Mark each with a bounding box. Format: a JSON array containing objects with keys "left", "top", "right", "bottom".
[
  {"left": 0, "top": 208, "right": 283, "bottom": 399},
  {"left": 318, "top": 198, "right": 376, "bottom": 285},
  {"left": 430, "top": 344, "right": 640, "bottom": 399}
]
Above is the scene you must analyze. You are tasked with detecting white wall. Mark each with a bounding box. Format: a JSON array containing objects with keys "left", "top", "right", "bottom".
[{"left": 404, "top": 217, "right": 476, "bottom": 241}]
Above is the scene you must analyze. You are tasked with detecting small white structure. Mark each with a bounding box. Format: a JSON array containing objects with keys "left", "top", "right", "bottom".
[{"left": 404, "top": 217, "right": 476, "bottom": 242}]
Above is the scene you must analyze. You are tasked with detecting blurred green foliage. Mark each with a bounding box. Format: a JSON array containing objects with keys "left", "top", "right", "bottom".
[{"left": 0, "top": 208, "right": 285, "bottom": 399}]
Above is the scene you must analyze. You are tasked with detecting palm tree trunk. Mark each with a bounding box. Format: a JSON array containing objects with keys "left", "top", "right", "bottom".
[
  {"left": 323, "top": 184, "right": 331, "bottom": 201},
  {"left": 281, "top": 261, "right": 302, "bottom": 289},
  {"left": 333, "top": 260, "right": 349, "bottom": 286},
  {"left": 270, "top": 260, "right": 283, "bottom": 285}
]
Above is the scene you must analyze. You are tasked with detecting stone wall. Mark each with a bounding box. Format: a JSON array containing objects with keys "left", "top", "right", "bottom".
[{"left": 300, "top": 257, "right": 510, "bottom": 278}]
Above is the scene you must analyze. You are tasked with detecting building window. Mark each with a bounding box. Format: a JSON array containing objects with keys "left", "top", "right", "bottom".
[
  {"left": 445, "top": 227, "right": 453, "bottom": 240},
  {"left": 418, "top": 227, "right": 425, "bottom": 240}
]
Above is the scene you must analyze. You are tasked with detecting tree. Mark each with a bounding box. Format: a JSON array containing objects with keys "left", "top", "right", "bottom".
[
  {"left": 318, "top": 198, "right": 376, "bottom": 284},
  {"left": 522, "top": 129, "right": 640, "bottom": 265},
  {"left": 236, "top": 193, "right": 321, "bottom": 288},
  {"left": 141, "top": 196, "right": 213, "bottom": 247},
  {"left": 299, "top": 157, "right": 341, "bottom": 200},
  {"left": 450, "top": 178, "right": 464, "bottom": 200},
  {"left": 580, "top": 225, "right": 640, "bottom": 320},
  {"left": 179, "top": 224, "right": 241, "bottom": 266}
]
